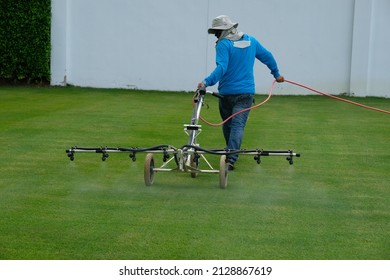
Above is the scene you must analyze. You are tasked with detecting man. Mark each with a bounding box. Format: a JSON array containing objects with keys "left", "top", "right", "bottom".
[{"left": 198, "top": 15, "right": 284, "bottom": 170}]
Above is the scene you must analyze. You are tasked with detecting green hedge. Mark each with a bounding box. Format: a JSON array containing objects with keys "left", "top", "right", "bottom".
[{"left": 0, "top": 0, "right": 51, "bottom": 83}]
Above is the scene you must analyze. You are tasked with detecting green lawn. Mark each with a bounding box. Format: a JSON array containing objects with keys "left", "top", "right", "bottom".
[{"left": 0, "top": 86, "right": 389, "bottom": 260}]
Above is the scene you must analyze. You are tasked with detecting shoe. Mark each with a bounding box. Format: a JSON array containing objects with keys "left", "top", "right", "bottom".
[{"left": 227, "top": 162, "right": 235, "bottom": 171}]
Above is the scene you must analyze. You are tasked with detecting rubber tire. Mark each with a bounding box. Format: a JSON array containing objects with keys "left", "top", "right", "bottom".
[
  {"left": 144, "top": 153, "right": 155, "bottom": 186},
  {"left": 219, "top": 155, "right": 228, "bottom": 189},
  {"left": 189, "top": 154, "right": 198, "bottom": 178}
]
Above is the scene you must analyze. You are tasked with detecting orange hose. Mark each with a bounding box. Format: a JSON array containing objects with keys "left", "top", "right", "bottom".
[{"left": 198, "top": 79, "right": 390, "bottom": 127}]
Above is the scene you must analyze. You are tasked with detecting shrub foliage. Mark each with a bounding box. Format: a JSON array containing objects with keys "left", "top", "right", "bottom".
[{"left": 0, "top": 0, "right": 51, "bottom": 84}]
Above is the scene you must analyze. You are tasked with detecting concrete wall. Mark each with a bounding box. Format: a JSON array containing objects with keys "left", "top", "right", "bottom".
[
  {"left": 350, "top": 0, "right": 390, "bottom": 97},
  {"left": 51, "top": 0, "right": 390, "bottom": 97}
]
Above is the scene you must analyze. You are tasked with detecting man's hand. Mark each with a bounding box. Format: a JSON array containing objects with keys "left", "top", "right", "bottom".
[
  {"left": 276, "top": 76, "right": 285, "bottom": 83},
  {"left": 197, "top": 82, "right": 206, "bottom": 89}
]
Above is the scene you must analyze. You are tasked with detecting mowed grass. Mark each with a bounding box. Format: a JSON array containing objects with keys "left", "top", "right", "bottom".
[{"left": 0, "top": 86, "right": 389, "bottom": 260}]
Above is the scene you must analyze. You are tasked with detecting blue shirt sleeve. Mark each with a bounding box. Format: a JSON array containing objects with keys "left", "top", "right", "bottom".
[
  {"left": 204, "top": 40, "right": 230, "bottom": 87},
  {"left": 254, "top": 38, "right": 280, "bottom": 79}
]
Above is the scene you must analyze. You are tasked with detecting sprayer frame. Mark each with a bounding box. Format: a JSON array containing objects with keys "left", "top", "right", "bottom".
[{"left": 66, "top": 88, "right": 300, "bottom": 188}]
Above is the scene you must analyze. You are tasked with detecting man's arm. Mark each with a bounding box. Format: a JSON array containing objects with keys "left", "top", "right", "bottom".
[
  {"left": 254, "top": 37, "right": 283, "bottom": 81},
  {"left": 202, "top": 41, "right": 230, "bottom": 87}
]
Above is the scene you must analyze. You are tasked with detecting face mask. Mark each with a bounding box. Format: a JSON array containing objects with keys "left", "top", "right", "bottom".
[{"left": 215, "top": 30, "right": 222, "bottom": 39}]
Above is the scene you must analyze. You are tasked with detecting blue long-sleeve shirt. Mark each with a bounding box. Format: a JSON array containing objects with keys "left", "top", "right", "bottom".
[{"left": 204, "top": 34, "right": 280, "bottom": 95}]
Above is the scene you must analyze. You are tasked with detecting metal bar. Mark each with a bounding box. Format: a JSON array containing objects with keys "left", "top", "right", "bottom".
[
  {"left": 159, "top": 156, "right": 176, "bottom": 168},
  {"left": 200, "top": 154, "right": 215, "bottom": 170},
  {"left": 153, "top": 168, "right": 219, "bottom": 174},
  {"left": 67, "top": 147, "right": 300, "bottom": 157},
  {"left": 153, "top": 168, "right": 177, "bottom": 172}
]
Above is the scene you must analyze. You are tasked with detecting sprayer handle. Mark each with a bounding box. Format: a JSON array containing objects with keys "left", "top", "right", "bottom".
[
  {"left": 198, "top": 85, "right": 206, "bottom": 95},
  {"left": 209, "top": 91, "right": 223, "bottom": 99}
]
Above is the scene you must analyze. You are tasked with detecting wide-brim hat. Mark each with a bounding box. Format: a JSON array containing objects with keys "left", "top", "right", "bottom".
[{"left": 208, "top": 15, "right": 239, "bottom": 34}]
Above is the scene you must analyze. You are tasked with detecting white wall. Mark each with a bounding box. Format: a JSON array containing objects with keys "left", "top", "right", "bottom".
[
  {"left": 350, "top": 0, "right": 390, "bottom": 97},
  {"left": 51, "top": 0, "right": 390, "bottom": 97}
]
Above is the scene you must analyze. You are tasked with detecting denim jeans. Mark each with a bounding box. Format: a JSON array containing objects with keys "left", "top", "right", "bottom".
[{"left": 219, "top": 94, "right": 254, "bottom": 163}]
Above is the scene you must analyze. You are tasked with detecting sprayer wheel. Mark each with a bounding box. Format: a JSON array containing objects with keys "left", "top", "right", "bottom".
[
  {"left": 189, "top": 154, "right": 199, "bottom": 178},
  {"left": 144, "top": 153, "right": 155, "bottom": 186},
  {"left": 219, "top": 155, "right": 228, "bottom": 189}
]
